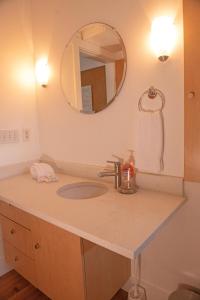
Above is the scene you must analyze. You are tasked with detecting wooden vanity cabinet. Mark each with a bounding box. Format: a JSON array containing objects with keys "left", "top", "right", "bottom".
[
  {"left": 31, "top": 217, "right": 86, "bottom": 300},
  {"left": 83, "top": 239, "right": 131, "bottom": 300},
  {"left": 0, "top": 200, "right": 131, "bottom": 300}
]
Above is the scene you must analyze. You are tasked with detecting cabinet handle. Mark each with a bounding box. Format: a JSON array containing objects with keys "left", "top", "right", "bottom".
[
  {"left": 34, "top": 243, "right": 40, "bottom": 250},
  {"left": 10, "top": 228, "right": 15, "bottom": 235},
  {"left": 187, "top": 91, "right": 195, "bottom": 99},
  {"left": 14, "top": 256, "right": 19, "bottom": 262}
]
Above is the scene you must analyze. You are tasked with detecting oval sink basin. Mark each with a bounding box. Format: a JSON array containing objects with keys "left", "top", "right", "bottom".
[{"left": 57, "top": 182, "right": 108, "bottom": 200}]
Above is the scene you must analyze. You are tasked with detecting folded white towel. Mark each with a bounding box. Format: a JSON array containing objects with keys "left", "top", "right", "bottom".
[
  {"left": 30, "top": 163, "right": 58, "bottom": 183},
  {"left": 135, "top": 111, "right": 164, "bottom": 173}
]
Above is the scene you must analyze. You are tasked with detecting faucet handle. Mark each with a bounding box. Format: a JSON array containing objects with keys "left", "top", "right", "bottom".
[
  {"left": 106, "top": 160, "right": 121, "bottom": 189},
  {"left": 107, "top": 160, "right": 121, "bottom": 166},
  {"left": 107, "top": 161, "right": 121, "bottom": 175}
]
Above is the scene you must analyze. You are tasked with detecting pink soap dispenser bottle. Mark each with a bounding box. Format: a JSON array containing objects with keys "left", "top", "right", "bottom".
[{"left": 119, "top": 150, "right": 137, "bottom": 194}]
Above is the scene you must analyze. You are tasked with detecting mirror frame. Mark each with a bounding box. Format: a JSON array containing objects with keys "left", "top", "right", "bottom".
[{"left": 60, "top": 22, "right": 127, "bottom": 114}]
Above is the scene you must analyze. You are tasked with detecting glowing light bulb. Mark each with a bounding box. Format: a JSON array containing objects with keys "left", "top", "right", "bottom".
[{"left": 150, "top": 16, "right": 177, "bottom": 62}]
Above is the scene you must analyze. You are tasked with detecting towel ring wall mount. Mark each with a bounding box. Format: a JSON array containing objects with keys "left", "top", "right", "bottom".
[{"left": 138, "top": 86, "right": 165, "bottom": 113}]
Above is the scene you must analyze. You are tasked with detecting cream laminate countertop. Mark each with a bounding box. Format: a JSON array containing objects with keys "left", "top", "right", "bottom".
[{"left": 0, "top": 173, "right": 185, "bottom": 259}]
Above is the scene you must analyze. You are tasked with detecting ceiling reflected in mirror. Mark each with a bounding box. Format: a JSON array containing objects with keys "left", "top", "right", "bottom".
[{"left": 61, "top": 23, "right": 127, "bottom": 114}]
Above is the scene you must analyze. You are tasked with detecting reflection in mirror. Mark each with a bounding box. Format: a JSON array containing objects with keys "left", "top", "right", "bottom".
[{"left": 61, "top": 23, "right": 127, "bottom": 114}]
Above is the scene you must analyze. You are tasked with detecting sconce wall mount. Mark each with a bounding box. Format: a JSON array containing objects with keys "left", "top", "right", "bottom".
[{"left": 158, "top": 55, "right": 169, "bottom": 62}]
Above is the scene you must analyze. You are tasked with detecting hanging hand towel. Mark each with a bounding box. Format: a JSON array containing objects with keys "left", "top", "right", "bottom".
[{"left": 135, "top": 111, "right": 164, "bottom": 173}]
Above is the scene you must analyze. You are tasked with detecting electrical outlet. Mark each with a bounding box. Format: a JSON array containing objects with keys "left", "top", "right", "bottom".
[
  {"left": 23, "top": 129, "right": 31, "bottom": 142},
  {"left": 0, "top": 130, "right": 19, "bottom": 144}
]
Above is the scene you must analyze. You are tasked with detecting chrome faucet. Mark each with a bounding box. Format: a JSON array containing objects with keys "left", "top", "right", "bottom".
[{"left": 98, "top": 160, "right": 121, "bottom": 189}]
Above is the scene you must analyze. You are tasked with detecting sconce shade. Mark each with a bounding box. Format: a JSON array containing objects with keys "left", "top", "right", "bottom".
[
  {"left": 35, "top": 58, "right": 50, "bottom": 87},
  {"left": 150, "top": 16, "right": 177, "bottom": 62}
]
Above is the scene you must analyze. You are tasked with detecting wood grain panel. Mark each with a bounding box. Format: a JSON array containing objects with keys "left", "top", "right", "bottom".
[
  {"left": 0, "top": 200, "right": 32, "bottom": 229},
  {"left": 0, "top": 199, "right": 130, "bottom": 300},
  {"left": 0, "top": 270, "right": 126, "bottom": 300},
  {"left": 0, "top": 270, "right": 49, "bottom": 300},
  {"left": 115, "top": 59, "right": 124, "bottom": 90},
  {"left": 0, "top": 270, "right": 29, "bottom": 299},
  {"left": 9, "top": 285, "right": 45, "bottom": 300},
  {"left": 4, "top": 241, "right": 37, "bottom": 286},
  {"left": 184, "top": 0, "right": 200, "bottom": 181},
  {"left": 31, "top": 217, "right": 86, "bottom": 300},
  {"left": 112, "top": 289, "right": 128, "bottom": 300},
  {"left": 81, "top": 66, "right": 107, "bottom": 112},
  {"left": 82, "top": 239, "right": 131, "bottom": 300},
  {"left": 0, "top": 215, "right": 34, "bottom": 259}
]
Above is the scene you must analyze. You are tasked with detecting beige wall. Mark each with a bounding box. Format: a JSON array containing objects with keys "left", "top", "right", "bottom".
[
  {"left": 1, "top": 1, "right": 198, "bottom": 300},
  {"left": 0, "top": 0, "right": 40, "bottom": 275},
  {"left": 141, "top": 182, "right": 200, "bottom": 299},
  {"left": 32, "top": 0, "right": 184, "bottom": 177},
  {"left": 30, "top": 1, "right": 188, "bottom": 299},
  {"left": 30, "top": 1, "right": 185, "bottom": 298},
  {"left": 0, "top": 0, "right": 40, "bottom": 167}
]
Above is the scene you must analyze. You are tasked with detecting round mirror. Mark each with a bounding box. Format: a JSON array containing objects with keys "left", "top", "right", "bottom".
[{"left": 61, "top": 23, "right": 127, "bottom": 114}]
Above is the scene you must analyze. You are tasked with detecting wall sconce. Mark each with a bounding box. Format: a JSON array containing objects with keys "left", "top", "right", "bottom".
[
  {"left": 35, "top": 58, "right": 50, "bottom": 87},
  {"left": 150, "top": 16, "right": 177, "bottom": 62}
]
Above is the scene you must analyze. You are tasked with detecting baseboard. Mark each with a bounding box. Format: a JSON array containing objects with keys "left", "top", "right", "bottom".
[
  {"left": 0, "top": 237, "right": 11, "bottom": 276},
  {"left": 0, "top": 256, "right": 11, "bottom": 276},
  {"left": 141, "top": 279, "right": 169, "bottom": 300},
  {"left": 123, "top": 277, "right": 169, "bottom": 300}
]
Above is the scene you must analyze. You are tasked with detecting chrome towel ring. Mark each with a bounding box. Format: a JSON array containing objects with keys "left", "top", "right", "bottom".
[
  {"left": 138, "top": 86, "right": 165, "bottom": 172},
  {"left": 138, "top": 86, "right": 165, "bottom": 113}
]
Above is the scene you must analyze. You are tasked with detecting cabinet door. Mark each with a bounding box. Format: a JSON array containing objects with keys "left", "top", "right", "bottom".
[
  {"left": 184, "top": 0, "right": 200, "bottom": 181},
  {"left": 32, "top": 218, "right": 86, "bottom": 300},
  {"left": 83, "top": 239, "right": 131, "bottom": 300}
]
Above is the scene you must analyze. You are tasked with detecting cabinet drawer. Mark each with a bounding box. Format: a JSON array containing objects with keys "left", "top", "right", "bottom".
[
  {"left": 4, "top": 241, "right": 37, "bottom": 286},
  {"left": 0, "top": 215, "right": 34, "bottom": 259},
  {"left": 0, "top": 200, "right": 31, "bottom": 229}
]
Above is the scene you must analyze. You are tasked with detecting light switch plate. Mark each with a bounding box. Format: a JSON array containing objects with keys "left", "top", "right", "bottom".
[
  {"left": 22, "top": 128, "right": 31, "bottom": 142},
  {"left": 0, "top": 130, "right": 19, "bottom": 144}
]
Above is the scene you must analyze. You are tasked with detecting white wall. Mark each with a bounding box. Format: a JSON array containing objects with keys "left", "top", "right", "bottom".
[
  {"left": 31, "top": 0, "right": 184, "bottom": 178},
  {"left": 0, "top": 0, "right": 41, "bottom": 275}
]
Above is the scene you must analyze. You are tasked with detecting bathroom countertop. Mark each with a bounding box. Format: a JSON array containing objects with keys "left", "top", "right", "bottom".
[{"left": 0, "top": 173, "right": 185, "bottom": 259}]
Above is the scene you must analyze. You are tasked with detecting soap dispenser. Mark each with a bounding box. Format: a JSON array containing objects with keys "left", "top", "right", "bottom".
[{"left": 119, "top": 150, "right": 137, "bottom": 194}]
